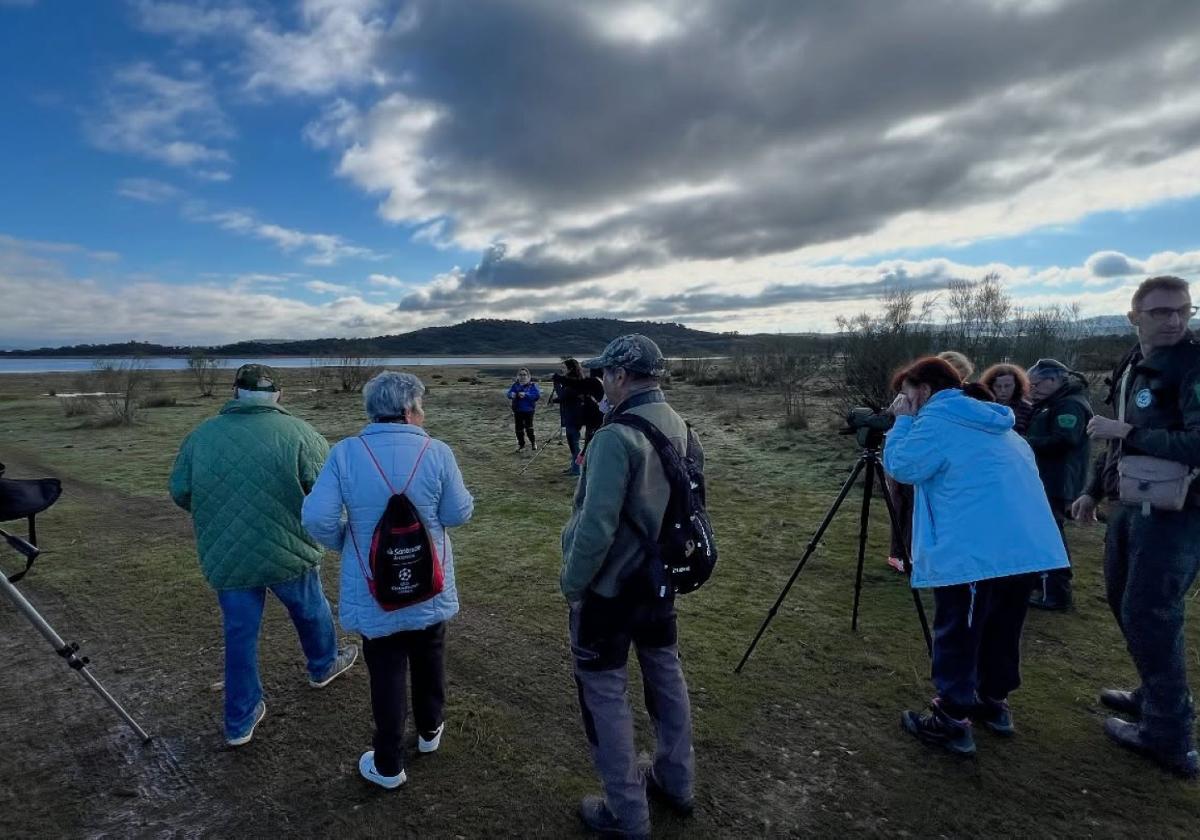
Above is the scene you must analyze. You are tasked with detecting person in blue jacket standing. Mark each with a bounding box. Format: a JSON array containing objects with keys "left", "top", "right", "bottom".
[
  {"left": 506, "top": 368, "right": 541, "bottom": 453},
  {"left": 884, "top": 356, "right": 1068, "bottom": 756}
]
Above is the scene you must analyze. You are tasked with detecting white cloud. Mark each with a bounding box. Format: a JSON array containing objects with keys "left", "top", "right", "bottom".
[
  {"left": 132, "top": 0, "right": 391, "bottom": 96},
  {"left": 305, "top": 280, "right": 353, "bottom": 295},
  {"left": 187, "top": 207, "right": 385, "bottom": 266},
  {"left": 368, "top": 273, "right": 406, "bottom": 288},
  {"left": 116, "top": 177, "right": 181, "bottom": 203},
  {"left": 88, "top": 62, "right": 232, "bottom": 177}
]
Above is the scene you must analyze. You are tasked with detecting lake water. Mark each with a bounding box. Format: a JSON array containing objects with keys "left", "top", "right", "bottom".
[{"left": 0, "top": 356, "right": 579, "bottom": 374}]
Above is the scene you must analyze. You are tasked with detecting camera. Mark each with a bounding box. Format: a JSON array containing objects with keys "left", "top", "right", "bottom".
[{"left": 845, "top": 407, "right": 894, "bottom": 447}]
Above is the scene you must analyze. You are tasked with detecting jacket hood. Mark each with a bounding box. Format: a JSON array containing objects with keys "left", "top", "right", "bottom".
[
  {"left": 1034, "top": 374, "right": 1089, "bottom": 407},
  {"left": 919, "top": 388, "right": 1014, "bottom": 435}
]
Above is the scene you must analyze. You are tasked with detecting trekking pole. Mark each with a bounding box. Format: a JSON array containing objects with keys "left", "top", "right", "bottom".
[
  {"left": 0, "top": 528, "right": 151, "bottom": 742},
  {"left": 519, "top": 418, "right": 560, "bottom": 476}
]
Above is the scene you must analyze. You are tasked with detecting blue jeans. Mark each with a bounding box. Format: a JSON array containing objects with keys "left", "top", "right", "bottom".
[{"left": 216, "top": 567, "right": 337, "bottom": 737}]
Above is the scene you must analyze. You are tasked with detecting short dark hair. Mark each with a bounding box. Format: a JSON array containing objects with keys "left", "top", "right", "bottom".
[
  {"left": 1132, "top": 275, "right": 1190, "bottom": 310},
  {"left": 562, "top": 358, "right": 583, "bottom": 378},
  {"left": 979, "top": 363, "right": 1030, "bottom": 403},
  {"left": 606, "top": 366, "right": 657, "bottom": 384},
  {"left": 891, "top": 356, "right": 963, "bottom": 395}
]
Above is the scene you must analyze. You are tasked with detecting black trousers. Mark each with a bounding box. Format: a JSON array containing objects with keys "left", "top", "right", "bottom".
[
  {"left": 887, "top": 478, "right": 913, "bottom": 559},
  {"left": 513, "top": 410, "right": 535, "bottom": 446},
  {"left": 931, "top": 574, "right": 1034, "bottom": 716},
  {"left": 362, "top": 622, "right": 447, "bottom": 776},
  {"left": 1042, "top": 495, "right": 1074, "bottom": 588},
  {"left": 1104, "top": 505, "right": 1200, "bottom": 746}
]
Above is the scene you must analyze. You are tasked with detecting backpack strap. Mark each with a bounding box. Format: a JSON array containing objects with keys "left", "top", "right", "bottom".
[{"left": 348, "top": 435, "right": 435, "bottom": 584}]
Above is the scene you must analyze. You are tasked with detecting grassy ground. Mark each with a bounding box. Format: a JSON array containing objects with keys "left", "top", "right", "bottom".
[{"left": 0, "top": 367, "right": 1196, "bottom": 839}]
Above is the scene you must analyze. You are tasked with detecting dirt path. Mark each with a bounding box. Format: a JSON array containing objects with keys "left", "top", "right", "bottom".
[{"left": 0, "top": 449, "right": 802, "bottom": 838}]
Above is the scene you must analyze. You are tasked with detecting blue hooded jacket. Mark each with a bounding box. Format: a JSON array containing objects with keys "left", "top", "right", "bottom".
[
  {"left": 506, "top": 381, "right": 541, "bottom": 413},
  {"left": 883, "top": 388, "right": 1069, "bottom": 589}
]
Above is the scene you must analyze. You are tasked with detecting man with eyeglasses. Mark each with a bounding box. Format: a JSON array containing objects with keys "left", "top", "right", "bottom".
[{"left": 1072, "top": 275, "right": 1200, "bottom": 779}]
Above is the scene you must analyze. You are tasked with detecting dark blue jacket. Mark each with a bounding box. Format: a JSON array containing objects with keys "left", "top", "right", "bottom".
[{"left": 507, "top": 382, "right": 541, "bottom": 413}]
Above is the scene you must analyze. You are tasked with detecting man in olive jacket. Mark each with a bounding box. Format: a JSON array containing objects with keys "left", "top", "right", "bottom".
[
  {"left": 561, "top": 335, "right": 697, "bottom": 840},
  {"left": 1024, "top": 359, "right": 1092, "bottom": 610},
  {"left": 170, "top": 365, "right": 357, "bottom": 746}
]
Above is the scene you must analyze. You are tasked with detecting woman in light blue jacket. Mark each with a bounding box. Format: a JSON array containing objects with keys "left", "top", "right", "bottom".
[
  {"left": 883, "top": 356, "right": 1068, "bottom": 757},
  {"left": 302, "top": 371, "right": 474, "bottom": 790}
]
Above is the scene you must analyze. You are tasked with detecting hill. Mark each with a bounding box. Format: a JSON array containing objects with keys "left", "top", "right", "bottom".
[{"left": 1, "top": 318, "right": 739, "bottom": 358}]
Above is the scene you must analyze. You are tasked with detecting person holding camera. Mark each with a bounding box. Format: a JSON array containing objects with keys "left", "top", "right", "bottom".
[
  {"left": 552, "top": 358, "right": 599, "bottom": 476},
  {"left": 884, "top": 357, "right": 1068, "bottom": 756},
  {"left": 506, "top": 368, "right": 541, "bottom": 453},
  {"left": 1024, "top": 359, "right": 1092, "bottom": 610},
  {"left": 1072, "top": 275, "right": 1200, "bottom": 779}
]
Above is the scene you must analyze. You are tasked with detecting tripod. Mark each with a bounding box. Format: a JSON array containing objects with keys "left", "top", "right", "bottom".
[
  {"left": 1, "top": 527, "right": 151, "bottom": 741},
  {"left": 735, "top": 439, "right": 933, "bottom": 673}
]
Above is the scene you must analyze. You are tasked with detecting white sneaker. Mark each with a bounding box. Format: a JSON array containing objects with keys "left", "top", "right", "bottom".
[
  {"left": 359, "top": 750, "right": 407, "bottom": 789},
  {"left": 418, "top": 722, "right": 445, "bottom": 753},
  {"left": 226, "top": 701, "right": 266, "bottom": 747}
]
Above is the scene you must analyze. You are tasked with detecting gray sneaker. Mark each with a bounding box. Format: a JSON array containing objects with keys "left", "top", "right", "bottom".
[
  {"left": 637, "top": 756, "right": 694, "bottom": 816},
  {"left": 310, "top": 644, "right": 359, "bottom": 688},
  {"left": 226, "top": 701, "right": 266, "bottom": 747}
]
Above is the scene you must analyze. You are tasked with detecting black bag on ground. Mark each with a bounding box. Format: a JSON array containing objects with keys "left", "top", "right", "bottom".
[
  {"left": 609, "top": 415, "right": 716, "bottom": 597},
  {"left": 348, "top": 438, "right": 444, "bottom": 611}
]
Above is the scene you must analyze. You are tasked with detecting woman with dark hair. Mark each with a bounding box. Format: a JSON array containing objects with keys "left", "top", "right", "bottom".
[
  {"left": 980, "top": 363, "right": 1033, "bottom": 434},
  {"left": 551, "top": 358, "right": 588, "bottom": 476},
  {"left": 884, "top": 356, "right": 1068, "bottom": 756}
]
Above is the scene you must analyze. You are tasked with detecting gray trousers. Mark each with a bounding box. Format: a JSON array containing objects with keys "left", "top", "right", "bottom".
[
  {"left": 1105, "top": 504, "right": 1200, "bottom": 749},
  {"left": 569, "top": 593, "right": 695, "bottom": 831}
]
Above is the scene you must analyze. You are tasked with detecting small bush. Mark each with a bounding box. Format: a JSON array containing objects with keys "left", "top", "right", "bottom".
[
  {"left": 61, "top": 396, "right": 98, "bottom": 417},
  {"left": 779, "top": 412, "right": 810, "bottom": 430},
  {"left": 140, "top": 394, "right": 177, "bottom": 408}
]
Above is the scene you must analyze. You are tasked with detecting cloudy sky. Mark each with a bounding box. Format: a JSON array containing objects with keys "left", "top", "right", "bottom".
[{"left": 2, "top": 0, "right": 1199, "bottom": 347}]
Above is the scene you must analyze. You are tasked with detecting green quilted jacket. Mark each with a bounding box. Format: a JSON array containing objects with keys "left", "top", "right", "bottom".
[{"left": 169, "top": 400, "right": 330, "bottom": 590}]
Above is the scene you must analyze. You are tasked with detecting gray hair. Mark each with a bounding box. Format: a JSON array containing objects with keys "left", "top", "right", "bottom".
[{"left": 363, "top": 371, "right": 425, "bottom": 422}]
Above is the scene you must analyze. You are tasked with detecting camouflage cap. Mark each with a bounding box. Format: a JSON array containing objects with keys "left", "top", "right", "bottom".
[
  {"left": 233, "top": 363, "right": 280, "bottom": 392},
  {"left": 582, "top": 334, "right": 666, "bottom": 376},
  {"left": 1027, "top": 358, "right": 1069, "bottom": 378}
]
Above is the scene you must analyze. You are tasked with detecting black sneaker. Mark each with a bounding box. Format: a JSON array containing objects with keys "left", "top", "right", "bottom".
[
  {"left": 970, "top": 698, "right": 1015, "bottom": 737},
  {"left": 1099, "top": 689, "right": 1142, "bottom": 718},
  {"left": 578, "top": 795, "right": 650, "bottom": 839},
  {"left": 637, "top": 757, "right": 694, "bottom": 817},
  {"left": 901, "top": 699, "right": 976, "bottom": 755},
  {"left": 1103, "top": 717, "right": 1199, "bottom": 780}
]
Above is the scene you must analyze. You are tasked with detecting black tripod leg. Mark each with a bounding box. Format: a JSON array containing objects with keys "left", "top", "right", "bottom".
[
  {"left": 735, "top": 457, "right": 867, "bottom": 673},
  {"left": 873, "top": 466, "right": 933, "bottom": 656},
  {"left": 850, "top": 457, "right": 875, "bottom": 632}
]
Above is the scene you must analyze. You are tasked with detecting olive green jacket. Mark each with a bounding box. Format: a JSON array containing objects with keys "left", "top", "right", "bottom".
[{"left": 1026, "top": 378, "right": 1092, "bottom": 501}]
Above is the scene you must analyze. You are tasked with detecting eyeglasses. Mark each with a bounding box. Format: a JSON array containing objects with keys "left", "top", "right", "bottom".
[{"left": 1139, "top": 305, "right": 1198, "bottom": 322}]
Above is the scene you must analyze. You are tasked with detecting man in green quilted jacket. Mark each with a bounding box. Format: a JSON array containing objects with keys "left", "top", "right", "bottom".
[{"left": 170, "top": 364, "right": 357, "bottom": 746}]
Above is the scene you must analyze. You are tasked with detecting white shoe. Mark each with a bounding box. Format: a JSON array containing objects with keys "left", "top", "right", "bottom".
[
  {"left": 418, "top": 722, "right": 445, "bottom": 753},
  {"left": 359, "top": 750, "right": 407, "bottom": 789},
  {"left": 226, "top": 701, "right": 266, "bottom": 747}
]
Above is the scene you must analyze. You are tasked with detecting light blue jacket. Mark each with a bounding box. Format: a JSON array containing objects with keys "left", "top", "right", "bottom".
[
  {"left": 883, "top": 389, "right": 1069, "bottom": 589},
  {"left": 301, "top": 424, "right": 474, "bottom": 638}
]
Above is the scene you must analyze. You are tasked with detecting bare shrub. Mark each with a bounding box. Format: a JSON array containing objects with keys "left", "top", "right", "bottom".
[
  {"left": 187, "top": 351, "right": 225, "bottom": 397},
  {"left": 139, "top": 379, "right": 177, "bottom": 408},
  {"left": 60, "top": 396, "right": 98, "bottom": 417},
  {"left": 93, "top": 358, "right": 150, "bottom": 424},
  {"left": 310, "top": 358, "right": 335, "bottom": 390},
  {"left": 339, "top": 356, "right": 383, "bottom": 392}
]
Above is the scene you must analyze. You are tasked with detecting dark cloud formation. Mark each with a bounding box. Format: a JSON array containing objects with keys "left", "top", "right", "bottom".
[
  {"left": 1087, "top": 251, "right": 1143, "bottom": 278},
  {"left": 319, "top": 0, "right": 1200, "bottom": 294}
]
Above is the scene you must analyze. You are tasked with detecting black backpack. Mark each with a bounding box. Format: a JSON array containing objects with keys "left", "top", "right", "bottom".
[
  {"left": 609, "top": 415, "right": 716, "bottom": 597},
  {"left": 348, "top": 438, "right": 444, "bottom": 611}
]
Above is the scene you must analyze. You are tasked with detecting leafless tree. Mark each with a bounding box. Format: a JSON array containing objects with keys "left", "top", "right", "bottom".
[
  {"left": 187, "top": 351, "right": 225, "bottom": 397},
  {"left": 339, "top": 356, "right": 383, "bottom": 392},
  {"left": 93, "top": 358, "right": 151, "bottom": 424}
]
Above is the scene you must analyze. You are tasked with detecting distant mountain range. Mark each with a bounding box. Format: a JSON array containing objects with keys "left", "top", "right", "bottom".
[
  {"left": 1, "top": 313, "right": 1139, "bottom": 359},
  {"left": 1, "top": 318, "right": 740, "bottom": 358}
]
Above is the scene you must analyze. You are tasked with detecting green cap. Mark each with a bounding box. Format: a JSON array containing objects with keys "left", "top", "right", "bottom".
[{"left": 234, "top": 363, "right": 280, "bottom": 392}]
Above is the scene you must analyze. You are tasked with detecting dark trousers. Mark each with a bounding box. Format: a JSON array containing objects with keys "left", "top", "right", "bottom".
[
  {"left": 887, "top": 477, "right": 913, "bottom": 559},
  {"left": 565, "top": 425, "right": 582, "bottom": 461},
  {"left": 1104, "top": 505, "right": 1200, "bottom": 747},
  {"left": 513, "top": 410, "right": 535, "bottom": 447},
  {"left": 362, "top": 622, "right": 447, "bottom": 776},
  {"left": 570, "top": 591, "right": 694, "bottom": 831},
  {"left": 931, "top": 574, "right": 1034, "bottom": 716},
  {"left": 1040, "top": 496, "right": 1074, "bottom": 593}
]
